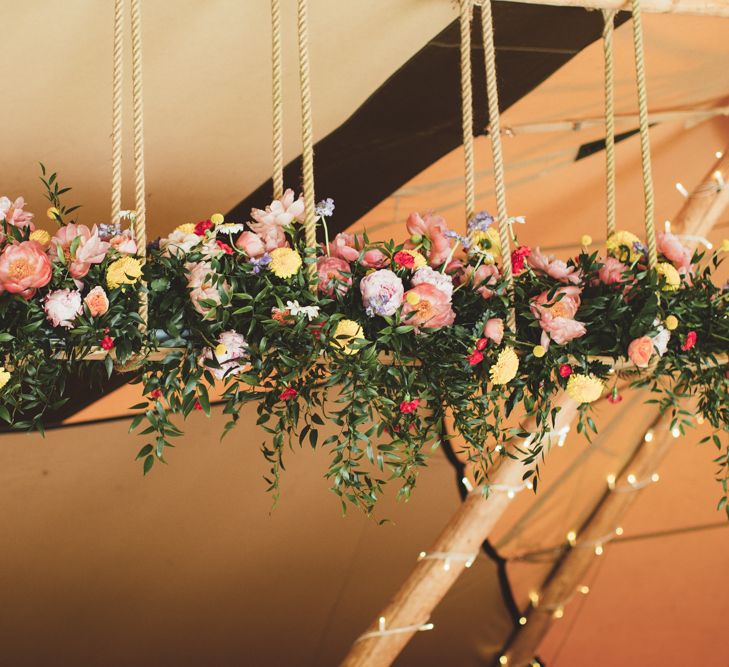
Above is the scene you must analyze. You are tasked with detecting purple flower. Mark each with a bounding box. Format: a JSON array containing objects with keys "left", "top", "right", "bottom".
[
  {"left": 444, "top": 229, "right": 471, "bottom": 249},
  {"left": 250, "top": 253, "right": 272, "bottom": 274},
  {"left": 468, "top": 211, "right": 494, "bottom": 232},
  {"left": 633, "top": 241, "right": 648, "bottom": 256},
  {"left": 315, "top": 198, "right": 335, "bottom": 218}
]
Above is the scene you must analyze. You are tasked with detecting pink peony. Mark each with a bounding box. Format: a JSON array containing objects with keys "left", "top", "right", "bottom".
[
  {"left": 361, "top": 248, "right": 388, "bottom": 268},
  {"left": 44, "top": 289, "right": 83, "bottom": 328},
  {"left": 483, "top": 318, "right": 504, "bottom": 345},
  {"left": 84, "top": 286, "right": 109, "bottom": 317},
  {"left": 199, "top": 330, "right": 248, "bottom": 380},
  {"left": 401, "top": 283, "right": 455, "bottom": 332},
  {"left": 464, "top": 263, "right": 500, "bottom": 299},
  {"left": 247, "top": 220, "right": 288, "bottom": 252},
  {"left": 185, "top": 261, "right": 224, "bottom": 316},
  {"left": 160, "top": 230, "right": 201, "bottom": 257},
  {"left": 360, "top": 269, "right": 404, "bottom": 317},
  {"left": 250, "top": 188, "right": 305, "bottom": 227},
  {"left": 109, "top": 230, "right": 137, "bottom": 255},
  {"left": 235, "top": 231, "right": 266, "bottom": 258},
  {"left": 530, "top": 285, "right": 586, "bottom": 347},
  {"left": 406, "top": 212, "right": 454, "bottom": 267},
  {"left": 330, "top": 232, "right": 362, "bottom": 263},
  {"left": 657, "top": 231, "right": 692, "bottom": 272},
  {"left": 0, "top": 240, "right": 52, "bottom": 298},
  {"left": 598, "top": 256, "right": 629, "bottom": 285},
  {"left": 0, "top": 196, "right": 34, "bottom": 230},
  {"left": 528, "top": 247, "right": 581, "bottom": 284},
  {"left": 627, "top": 335, "right": 654, "bottom": 368},
  {"left": 410, "top": 266, "right": 454, "bottom": 300},
  {"left": 316, "top": 256, "right": 352, "bottom": 297},
  {"left": 51, "top": 224, "right": 110, "bottom": 279}
]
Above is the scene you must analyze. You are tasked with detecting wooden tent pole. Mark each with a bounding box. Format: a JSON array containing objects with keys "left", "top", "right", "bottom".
[
  {"left": 501, "top": 411, "right": 676, "bottom": 666},
  {"left": 493, "top": 0, "right": 729, "bottom": 17}
]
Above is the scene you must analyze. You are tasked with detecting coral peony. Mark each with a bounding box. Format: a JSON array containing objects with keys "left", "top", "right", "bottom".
[
  {"left": 361, "top": 248, "right": 388, "bottom": 269},
  {"left": 109, "top": 230, "right": 138, "bottom": 255},
  {"left": 0, "top": 240, "right": 52, "bottom": 298},
  {"left": 44, "top": 289, "right": 83, "bottom": 328},
  {"left": 411, "top": 266, "right": 454, "bottom": 300},
  {"left": 530, "top": 286, "right": 586, "bottom": 348},
  {"left": 52, "top": 224, "right": 110, "bottom": 279},
  {"left": 528, "top": 247, "right": 581, "bottom": 284},
  {"left": 248, "top": 221, "right": 288, "bottom": 252},
  {"left": 235, "top": 231, "right": 267, "bottom": 258},
  {"left": 160, "top": 229, "right": 202, "bottom": 257},
  {"left": 627, "top": 336, "right": 654, "bottom": 368},
  {"left": 316, "top": 256, "right": 352, "bottom": 296},
  {"left": 406, "top": 212, "right": 453, "bottom": 267},
  {"left": 598, "top": 256, "right": 629, "bottom": 285},
  {"left": 483, "top": 318, "right": 504, "bottom": 345},
  {"left": 185, "top": 261, "right": 223, "bottom": 315},
  {"left": 360, "top": 269, "right": 404, "bottom": 317},
  {"left": 0, "top": 196, "right": 34, "bottom": 230},
  {"left": 251, "top": 188, "right": 305, "bottom": 228},
  {"left": 330, "top": 232, "right": 361, "bottom": 263},
  {"left": 84, "top": 286, "right": 109, "bottom": 317},
  {"left": 465, "top": 263, "right": 500, "bottom": 299},
  {"left": 657, "top": 231, "right": 692, "bottom": 272},
  {"left": 401, "top": 283, "right": 455, "bottom": 332}
]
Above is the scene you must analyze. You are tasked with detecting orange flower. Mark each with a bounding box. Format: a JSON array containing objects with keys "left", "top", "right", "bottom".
[{"left": 627, "top": 336, "right": 654, "bottom": 368}]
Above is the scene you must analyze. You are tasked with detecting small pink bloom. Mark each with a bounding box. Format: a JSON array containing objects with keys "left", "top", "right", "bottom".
[
  {"left": 360, "top": 269, "right": 404, "bottom": 317},
  {"left": 317, "top": 256, "right": 352, "bottom": 297},
  {"left": 399, "top": 398, "right": 421, "bottom": 414},
  {"left": 247, "top": 221, "right": 288, "bottom": 252},
  {"left": 279, "top": 387, "right": 298, "bottom": 401},
  {"left": 530, "top": 286, "right": 586, "bottom": 348},
  {"left": 235, "top": 231, "right": 266, "bottom": 258},
  {"left": 251, "top": 188, "right": 305, "bottom": 227},
  {"left": 559, "top": 363, "right": 573, "bottom": 378},
  {"left": 528, "top": 247, "right": 581, "bottom": 284},
  {"left": 330, "top": 232, "right": 361, "bottom": 263},
  {"left": 0, "top": 196, "right": 34, "bottom": 231},
  {"left": 627, "top": 336, "right": 654, "bottom": 368},
  {"left": 401, "top": 283, "right": 455, "bottom": 332},
  {"left": 109, "top": 230, "right": 138, "bottom": 255},
  {"left": 185, "top": 261, "right": 225, "bottom": 316},
  {"left": 0, "top": 240, "right": 52, "bottom": 298},
  {"left": 100, "top": 335, "right": 115, "bottom": 350},
  {"left": 657, "top": 231, "right": 692, "bottom": 272},
  {"left": 405, "top": 212, "right": 453, "bottom": 267},
  {"left": 464, "top": 263, "right": 500, "bottom": 299},
  {"left": 467, "top": 350, "right": 484, "bottom": 366},
  {"left": 511, "top": 246, "right": 532, "bottom": 274},
  {"left": 44, "top": 289, "right": 83, "bottom": 328},
  {"left": 84, "top": 286, "right": 109, "bottom": 317},
  {"left": 483, "top": 318, "right": 504, "bottom": 345},
  {"left": 681, "top": 331, "right": 697, "bottom": 351},
  {"left": 598, "top": 256, "right": 629, "bottom": 285},
  {"left": 51, "top": 224, "right": 110, "bottom": 279},
  {"left": 361, "top": 248, "right": 388, "bottom": 269}
]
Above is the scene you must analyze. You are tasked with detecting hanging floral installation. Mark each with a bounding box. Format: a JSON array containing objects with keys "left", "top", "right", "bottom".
[{"left": 0, "top": 171, "right": 727, "bottom": 513}]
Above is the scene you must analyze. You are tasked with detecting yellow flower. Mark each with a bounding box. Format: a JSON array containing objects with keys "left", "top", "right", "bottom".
[
  {"left": 331, "top": 319, "right": 365, "bottom": 355},
  {"left": 656, "top": 261, "right": 681, "bottom": 291},
  {"left": 471, "top": 228, "right": 502, "bottom": 262},
  {"left": 490, "top": 347, "right": 519, "bottom": 385},
  {"left": 210, "top": 213, "right": 224, "bottom": 225},
  {"left": 0, "top": 367, "right": 10, "bottom": 391},
  {"left": 566, "top": 374, "right": 604, "bottom": 404},
  {"left": 269, "top": 247, "right": 302, "bottom": 279},
  {"left": 29, "top": 229, "right": 51, "bottom": 247},
  {"left": 106, "top": 256, "right": 143, "bottom": 289},
  {"left": 664, "top": 315, "right": 679, "bottom": 331},
  {"left": 606, "top": 230, "right": 642, "bottom": 262},
  {"left": 405, "top": 291, "right": 421, "bottom": 306},
  {"left": 214, "top": 343, "right": 227, "bottom": 356},
  {"left": 175, "top": 223, "right": 196, "bottom": 234},
  {"left": 580, "top": 234, "right": 592, "bottom": 247},
  {"left": 720, "top": 239, "right": 729, "bottom": 253},
  {"left": 533, "top": 345, "right": 546, "bottom": 358},
  {"left": 46, "top": 207, "right": 60, "bottom": 220}
]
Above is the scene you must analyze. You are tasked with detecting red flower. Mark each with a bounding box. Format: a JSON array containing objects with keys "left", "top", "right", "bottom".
[
  {"left": 607, "top": 387, "right": 623, "bottom": 404},
  {"left": 467, "top": 350, "right": 484, "bottom": 366},
  {"left": 149, "top": 389, "right": 162, "bottom": 399},
  {"left": 559, "top": 363, "right": 573, "bottom": 378},
  {"left": 194, "top": 219, "right": 214, "bottom": 236},
  {"left": 511, "top": 245, "right": 532, "bottom": 274},
  {"left": 279, "top": 387, "right": 298, "bottom": 401},
  {"left": 475, "top": 338, "right": 488, "bottom": 351},
  {"left": 393, "top": 250, "right": 415, "bottom": 269},
  {"left": 681, "top": 330, "right": 697, "bottom": 351},
  {"left": 216, "top": 240, "right": 234, "bottom": 255},
  {"left": 100, "top": 335, "right": 115, "bottom": 350},
  {"left": 399, "top": 398, "right": 421, "bottom": 414},
  {"left": 194, "top": 399, "right": 203, "bottom": 411}
]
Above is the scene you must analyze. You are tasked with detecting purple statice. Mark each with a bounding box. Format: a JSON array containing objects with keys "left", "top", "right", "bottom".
[
  {"left": 250, "top": 253, "right": 272, "bottom": 274},
  {"left": 98, "top": 222, "right": 121, "bottom": 241},
  {"left": 444, "top": 229, "right": 471, "bottom": 249},
  {"left": 633, "top": 240, "right": 648, "bottom": 257},
  {"left": 468, "top": 211, "right": 494, "bottom": 232},
  {"left": 315, "top": 198, "right": 335, "bottom": 218}
]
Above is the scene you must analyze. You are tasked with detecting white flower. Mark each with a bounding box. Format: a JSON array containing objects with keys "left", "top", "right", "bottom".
[
  {"left": 199, "top": 330, "right": 248, "bottom": 380},
  {"left": 286, "top": 300, "right": 320, "bottom": 321},
  {"left": 217, "top": 222, "right": 246, "bottom": 234},
  {"left": 411, "top": 266, "right": 454, "bottom": 301},
  {"left": 652, "top": 327, "right": 671, "bottom": 357},
  {"left": 44, "top": 289, "right": 83, "bottom": 328},
  {"left": 160, "top": 230, "right": 202, "bottom": 257}
]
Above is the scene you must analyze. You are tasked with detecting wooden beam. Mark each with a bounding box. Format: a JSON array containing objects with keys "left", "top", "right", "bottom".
[
  {"left": 493, "top": 0, "right": 729, "bottom": 17},
  {"left": 500, "top": 410, "right": 675, "bottom": 666}
]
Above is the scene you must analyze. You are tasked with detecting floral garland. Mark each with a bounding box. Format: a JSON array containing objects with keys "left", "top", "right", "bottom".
[{"left": 1, "top": 168, "right": 728, "bottom": 514}]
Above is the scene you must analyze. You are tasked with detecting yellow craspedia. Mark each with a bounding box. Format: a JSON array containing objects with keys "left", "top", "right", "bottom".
[
  {"left": 720, "top": 239, "right": 729, "bottom": 253},
  {"left": 533, "top": 345, "right": 546, "bottom": 358},
  {"left": 566, "top": 373, "right": 605, "bottom": 404},
  {"left": 175, "top": 223, "right": 196, "bottom": 234},
  {"left": 581, "top": 234, "right": 592, "bottom": 247},
  {"left": 331, "top": 319, "right": 365, "bottom": 355},
  {"left": 46, "top": 207, "right": 60, "bottom": 220},
  {"left": 405, "top": 291, "right": 421, "bottom": 306},
  {"left": 664, "top": 315, "right": 679, "bottom": 331},
  {"left": 29, "top": 229, "right": 51, "bottom": 247},
  {"left": 210, "top": 213, "right": 224, "bottom": 225},
  {"left": 0, "top": 366, "right": 10, "bottom": 391},
  {"left": 471, "top": 227, "right": 502, "bottom": 262},
  {"left": 214, "top": 343, "right": 227, "bottom": 357},
  {"left": 656, "top": 261, "right": 681, "bottom": 291},
  {"left": 606, "top": 230, "right": 642, "bottom": 262},
  {"left": 269, "top": 247, "right": 302, "bottom": 279},
  {"left": 489, "top": 347, "right": 519, "bottom": 385},
  {"left": 106, "top": 256, "right": 143, "bottom": 289}
]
